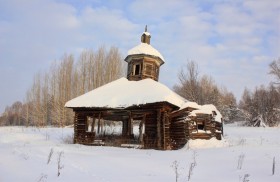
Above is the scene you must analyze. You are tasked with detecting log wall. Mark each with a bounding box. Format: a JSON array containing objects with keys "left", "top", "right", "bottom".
[
  {"left": 74, "top": 112, "right": 95, "bottom": 144},
  {"left": 170, "top": 111, "right": 223, "bottom": 149},
  {"left": 170, "top": 115, "right": 188, "bottom": 149},
  {"left": 143, "top": 111, "right": 157, "bottom": 149},
  {"left": 72, "top": 102, "right": 175, "bottom": 150},
  {"left": 72, "top": 104, "right": 223, "bottom": 150}
]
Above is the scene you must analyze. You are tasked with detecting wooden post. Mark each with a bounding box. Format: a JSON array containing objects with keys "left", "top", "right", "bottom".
[
  {"left": 122, "top": 119, "right": 128, "bottom": 136},
  {"left": 85, "top": 115, "right": 88, "bottom": 132},
  {"left": 128, "top": 112, "right": 133, "bottom": 136},
  {"left": 97, "top": 112, "right": 101, "bottom": 134},
  {"left": 165, "top": 112, "right": 171, "bottom": 149},
  {"left": 162, "top": 111, "right": 166, "bottom": 150},
  {"left": 140, "top": 114, "right": 146, "bottom": 146},
  {"left": 139, "top": 117, "right": 143, "bottom": 143},
  {"left": 101, "top": 119, "right": 104, "bottom": 134},
  {"left": 157, "top": 109, "right": 162, "bottom": 149},
  {"left": 73, "top": 112, "right": 78, "bottom": 144}
]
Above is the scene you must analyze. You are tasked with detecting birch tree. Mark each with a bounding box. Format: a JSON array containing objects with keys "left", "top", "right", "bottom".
[{"left": 1, "top": 46, "right": 125, "bottom": 126}]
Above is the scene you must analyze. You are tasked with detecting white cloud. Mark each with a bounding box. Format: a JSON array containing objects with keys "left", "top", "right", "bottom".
[
  {"left": 0, "top": 0, "right": 83, "bottom": 112},
  {"left": 152, "top": 0, "right": 279, "bottom": 101},
  {"left": 128, "top": 0, "right": 194, "bottom": 22},
  {"left": 0, "top": 0, "right": 279, "bottom": 112},
  {"left": 79, "top": 6, "right": 138, "bottom": 47}
]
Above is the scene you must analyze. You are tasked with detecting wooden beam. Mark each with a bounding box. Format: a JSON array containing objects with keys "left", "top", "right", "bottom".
[
  {"left": 122, "top": 119, "right": 128, "bottom": 136},
  {"left": 162, "top": 111, "right": 166, "bottom": 150},
  {"left": 128, "top": 112, "right": 133, "bottom": 136},
  {"left": 140, "top": 114, "right": 146, "bottom": 146},
  {"left": 74, "top": 112, "right": 78, "bottom": 143},
  {"left": 97, "top": 112, "right": 101, "bottom": 134},
  {"left": 157, "top": 109, "right": 161, "bottom": 149},
  {"left": 101, "top": 118, "right": 104, "bottom": 134}
]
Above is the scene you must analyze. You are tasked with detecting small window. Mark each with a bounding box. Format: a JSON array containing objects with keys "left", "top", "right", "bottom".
[
  {"left": 197, "top": 122, "right": 205, "bottom": 130},
  {"left": 134, "top": 64, "right": 141, "bottom": 75},
  {"left": 197, "top": 124, "right": 204, "bottom": 130}
]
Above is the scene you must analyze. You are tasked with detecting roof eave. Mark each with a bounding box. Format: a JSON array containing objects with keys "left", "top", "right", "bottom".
[
  {"left": 124, "top": 54, "right": 165, "bottom": 65},
  {"left": 66, "top": 101, "right": 179, "bottom": 111}
]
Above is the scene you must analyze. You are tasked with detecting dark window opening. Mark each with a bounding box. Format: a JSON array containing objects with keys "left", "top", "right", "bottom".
[
  {"left": 135, "top": 64, "right": 140, "bottom": 75},
  {"left": 197, "top": 124, "right": 205, "bottom": 130}
]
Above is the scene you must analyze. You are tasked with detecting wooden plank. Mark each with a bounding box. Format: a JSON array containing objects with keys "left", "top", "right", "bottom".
[
  {"left": 128, "top": 112, "right": 133, "bottom": 135},
  {"left": 157, "top": 109, "right": 161, "bottom": 149},
  {"left": 162, "top": 111, "right": 166, "bottom": 149},
  {"left": 97, "top": 112, "right": 101, "bottom": 134}
]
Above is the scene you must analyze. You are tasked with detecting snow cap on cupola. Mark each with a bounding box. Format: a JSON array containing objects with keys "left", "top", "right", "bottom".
[{"left": 124, "top": 26, "right": 164, "bottom": 81}]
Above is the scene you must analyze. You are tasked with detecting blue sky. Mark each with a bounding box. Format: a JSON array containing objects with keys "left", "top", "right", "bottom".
[{"left": 0, "top": 0, "right": 279, "bottom": 113}]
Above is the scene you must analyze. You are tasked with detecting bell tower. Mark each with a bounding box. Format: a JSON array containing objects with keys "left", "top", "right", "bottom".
[{"left": 124, "top": 26, "right": 164, "bottom": 81}]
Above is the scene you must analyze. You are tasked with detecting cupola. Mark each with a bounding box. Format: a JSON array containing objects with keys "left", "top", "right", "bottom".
[
  {"left": 141, "top": 25, "right": 151, "bottom": 44},
  {"left": 124, "top": 26, "right": 164, "bottom": 81}
]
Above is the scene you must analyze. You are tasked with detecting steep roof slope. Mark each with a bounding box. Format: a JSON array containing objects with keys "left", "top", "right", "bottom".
[{"left": 65, "top": 77, "right": 187, "bottom": 109}]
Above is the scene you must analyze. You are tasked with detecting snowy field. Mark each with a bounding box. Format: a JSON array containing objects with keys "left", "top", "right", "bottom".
[{"left": 0, "top": 125, "right": 279, "bottom": 182}]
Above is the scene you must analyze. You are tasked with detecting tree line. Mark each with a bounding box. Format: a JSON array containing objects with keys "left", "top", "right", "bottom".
[
  {"left": 1, "top": 47, "right": 279, "bottom": 127},
  {"left": 0, "top": 47, "right": 125, "bottom": 127},
  {"left": 173, "top": 61, "right": 238, "bottom": 123},
  {"left": 239, "top": 58, "right": 280, "bottom": 126},
  {"left": 174, "top": 59, "right": 280, "bottom": 126}
]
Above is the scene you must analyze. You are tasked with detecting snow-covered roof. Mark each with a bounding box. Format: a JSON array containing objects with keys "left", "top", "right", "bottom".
[
  {"left": 127, "top": 43, "right": 165, "bottom": 62},
  {"left": 180, "top": 102, "right": 201, "bottom": 110},
  {"left": 65, "top": 77, "right": 187, "bottom": 109},
  {"left": 143, "top": 31, "right": 150, "bottom": 36},
  {"left": 188, "top": 104, "right": 223, "bottom": 123},
  {"left": 192, "top": 109, "right": 212, "bottom": 115}
]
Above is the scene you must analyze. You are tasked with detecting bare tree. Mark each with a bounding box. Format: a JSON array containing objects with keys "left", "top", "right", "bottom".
[
  {"left": 104, "top": 46, "right": 124, "bottom": 84},
  {"left": 239, "top": 85, "right": 280, "bottom": 126},
  {"left": 174, "top": 61, "right": 200, "bottom": 102},
  {"left": 1, "top": 46, "right": 125, "bottom": 127},
  {"left": 199, "top": 75, "right": 220, "bottom": 106},
  {"left": 174, "top": 60, "right": 237, "bottom": 122},
  {"left": 54, "top": 54, "right": 74, "bottom": 127},
  {"left": 269, "top": 58, "right": 280, "bottom": 84}
]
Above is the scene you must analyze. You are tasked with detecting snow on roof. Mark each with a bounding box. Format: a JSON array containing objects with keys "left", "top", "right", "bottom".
[
  {"left": 65, "top": 77, "right": 187, "bottom": 109},
  {"left": 192, "top": 109, "right": 212, "bottom": 115},
  {"left": 189, "top": 104, "right": 223, "bottom": 123},
  {"left": 143, "top": 31, "right": 150, "bottom": 36},
  {"left": 180, "top": 102, "right": 201, "bottom": 110},
  {"left": 127, "top": 43, "right": 165, "bottom": 61}
]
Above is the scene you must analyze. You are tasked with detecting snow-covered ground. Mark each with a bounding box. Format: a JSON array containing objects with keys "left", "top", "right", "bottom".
[{"left": 0, "top": 125, "right": 279, "bottom": 182}]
